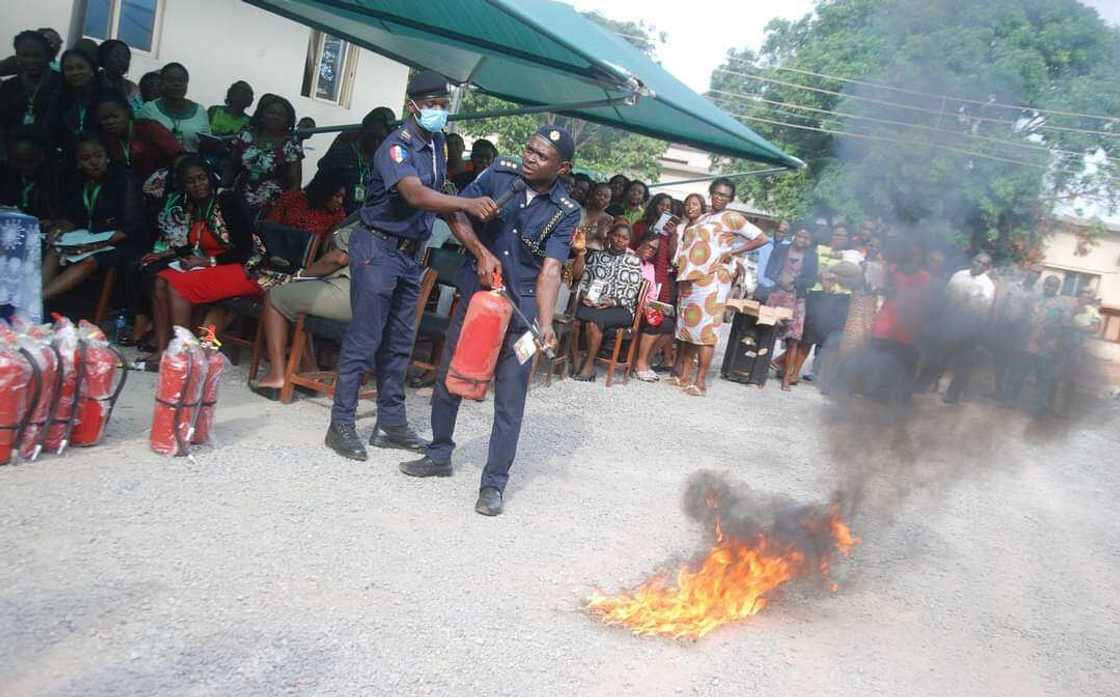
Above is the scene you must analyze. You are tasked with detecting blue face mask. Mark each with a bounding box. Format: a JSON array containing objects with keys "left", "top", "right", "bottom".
[{"left": 417, "top": 106, "right": 448, "bottom": 133}]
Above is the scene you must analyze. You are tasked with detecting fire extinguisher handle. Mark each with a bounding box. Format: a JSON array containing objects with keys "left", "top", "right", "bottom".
[{"left": 491, "top": 269, "right": 503, "bottom": 291}]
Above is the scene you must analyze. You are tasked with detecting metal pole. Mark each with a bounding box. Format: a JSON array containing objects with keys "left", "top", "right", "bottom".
[
  {"left": 648, "top": 167, "right": 791, "bottom": 188},
  {"left": 294, "top": 95, "right": 635, "bottom": 136}
]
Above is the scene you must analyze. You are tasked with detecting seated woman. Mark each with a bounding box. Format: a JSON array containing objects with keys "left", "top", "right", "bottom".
[
  {"left": 763, "top": 226, "right": 818, "bottom": 391},
  {"left": 207, "top": 80, "right": 254, "bottom": 136},
  {"left": 41, "top": 134, "right": 143, "bottom": 303},
  {"left": 572, "top": 222, "right": 644, "bottom": 382},
  {"left": 139, "top": 157, "right": 259, "bottom": 367},
  {"left": 97, "top": 92, "right": 182, "bottom": 181},
  {"left": 265, "top": 168, "right": 347, "bottom": 238},
  {"left": 137, "top": 63, "right": 211, "bottom": 152},
  {"left": 0, "top": 126, "right": 60, "bottom": 227},
  {"left": 96, "top": 40, "right": 141, "bottom": 112},
  {"left": 250, "top": 222, "right": 356, "bottom": 398},
  {"left": 224, "top": 93, "right": 302, "bottom": 219}
]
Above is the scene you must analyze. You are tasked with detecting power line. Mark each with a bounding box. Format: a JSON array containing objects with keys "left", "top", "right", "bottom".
[
  {"left": 727, "top": 111, "right": 1118, "bottom": 183},
  {"left": 707, "top": 90, "right": 1091, "bottom": 159},
  {"left": 722, "top": 55, "right": 1120, "bottom": 125},
  {"left": 710, "top": 67, "right": 1120, "bottom": 139}
]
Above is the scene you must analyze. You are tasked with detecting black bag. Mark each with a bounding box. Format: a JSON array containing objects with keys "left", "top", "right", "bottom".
[{"left": 257, "top": 222, "right": 316, "bottom": 272}]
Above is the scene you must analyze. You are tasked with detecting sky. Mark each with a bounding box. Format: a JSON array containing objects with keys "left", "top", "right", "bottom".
[{"left": 568, "top": 0, "right": 1120, "bottom": 94}]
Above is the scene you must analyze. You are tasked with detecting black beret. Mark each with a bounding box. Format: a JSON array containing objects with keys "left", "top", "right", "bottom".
[
  {"left": 407, "top": 70, "right": 450, "bottom": 99},
  {"left": 535, "top": 124, "right": 575, "bottom": 161}
]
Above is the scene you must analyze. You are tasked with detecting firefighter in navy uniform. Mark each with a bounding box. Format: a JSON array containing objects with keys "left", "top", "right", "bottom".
[
  {"left": 400, "top": 126, "right": 581, "bottom": 516},
  {"left": 324, "top": 70, "right": 498, "bottom": 461}
]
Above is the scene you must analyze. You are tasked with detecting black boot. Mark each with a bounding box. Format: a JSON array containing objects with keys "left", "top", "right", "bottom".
[
  {"left": 370, "top": 423, "right": 429, "bottom": 452},
  {"left": 399, "top": 455, "right": 452, "bottom": 478},
  {"left": 475, "top": 487, "right": 503, "bottom": 516},
  {"left": 324, "top": 421, "right": 367, "bottom": 461}
]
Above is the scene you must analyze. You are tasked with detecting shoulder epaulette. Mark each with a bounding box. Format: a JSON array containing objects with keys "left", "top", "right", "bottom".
[{"left": 493, "top": 158, "right": 519, "bottom": 172}]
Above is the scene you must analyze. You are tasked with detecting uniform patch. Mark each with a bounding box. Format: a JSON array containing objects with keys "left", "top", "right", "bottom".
[{"left": 390, "top": 145, "right": 407, "bottom": 163}]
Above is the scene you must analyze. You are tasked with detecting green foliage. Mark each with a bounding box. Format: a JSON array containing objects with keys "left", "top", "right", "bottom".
[
  {"left": 710, "top": 0, "right": 1120, "bottom": 259},
  {"left": 456, "top": 11, "right": 668, "bottom": 181}
]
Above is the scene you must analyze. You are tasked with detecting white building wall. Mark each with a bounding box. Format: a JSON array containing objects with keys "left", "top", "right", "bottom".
[
  {"left": 1041, "top": 225, "right": 1120, "bottom": 309},
  {"left": 1, "top": 0, "right": 410, "bottom": 180}
]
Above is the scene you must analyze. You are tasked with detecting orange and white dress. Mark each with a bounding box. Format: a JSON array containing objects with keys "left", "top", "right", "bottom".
[{"left": 674, "top": 210, "right": 762, "bottom": 346}]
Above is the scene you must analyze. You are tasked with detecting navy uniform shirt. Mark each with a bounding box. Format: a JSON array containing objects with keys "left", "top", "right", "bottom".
[
  {"left": 460, "top": 158, "right": 580, "bottom": 308},
  {"left": 358, "top": 119, "right": 447, "bottom": 242}
]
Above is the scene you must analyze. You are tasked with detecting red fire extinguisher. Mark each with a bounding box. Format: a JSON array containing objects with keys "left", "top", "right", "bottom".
[
  {"left": 44, "top": 316, "right": 80, "bottom": 454},
  {"left": 0, "top": 325, "right": 40, "bottom": 466},
  {"left": 150, "top": 327, "right": 207, "bottom": 457},
  {"left": 190, "top": 326, "right": 229, "bottom": 446},
  {"left": 70, "top": 320, "right": 128, "bottom": 448},
  {"left": 17, "top": 322, "right": 61, "bottom": 462},
  {"left": 446, "top": 272, "right": 513, "bottom": 401}
]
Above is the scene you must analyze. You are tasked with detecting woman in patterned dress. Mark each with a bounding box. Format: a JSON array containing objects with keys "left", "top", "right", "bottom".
[
  {"left": 672, "top": 207, "right": 769, "bottom": 396},
  {"left": 223, "top": 93, "right": 302, "bottom": 220},
  {"left": 572, "top": 222, "right": 644, "bottom": 381},
  {"left": 763, "top": 227, "right": 818, "bottom": 391}
]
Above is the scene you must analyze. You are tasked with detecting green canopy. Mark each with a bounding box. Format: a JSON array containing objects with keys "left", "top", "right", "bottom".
[{"left": 242, "top": 0, "right": 803, "bottom": 168}]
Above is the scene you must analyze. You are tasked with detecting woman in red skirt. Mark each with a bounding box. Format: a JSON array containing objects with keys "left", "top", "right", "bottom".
[{"left": 137, "top": 156, "right": 260, "bottom": 368}]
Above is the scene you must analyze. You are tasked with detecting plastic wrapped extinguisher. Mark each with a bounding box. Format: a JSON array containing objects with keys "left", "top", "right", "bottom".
[
  {"left": 16, "top": 320, "right": 61, "bottom": 462},
  {"left": 446, "top": 272, "right": 513, "bottom": 401},
  {"left": 44, "top": 316, "right": 80, "bottom": 454},
  {"left": 150, "top": 327, "right": 207, "bottom": 456},
  {"left": 190, "top": 326, "right": 229, "bottom": 446},
  {"left": 0, "top": 323, "right": 40, "bottom": 465},
  {"left": 70, "top": 320, "right": 128, "bottom": 448}
]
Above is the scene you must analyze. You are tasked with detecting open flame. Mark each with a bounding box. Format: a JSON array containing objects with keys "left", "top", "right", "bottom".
[{"left": 587, "top": 503, "right": 859, "bottom": 640}]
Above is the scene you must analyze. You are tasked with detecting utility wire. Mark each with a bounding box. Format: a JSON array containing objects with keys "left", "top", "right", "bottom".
[
  {"left": 710, "top": 67, "right": 1120, "bottom": 139},
  {"left": 722, "top": 55, "right": 1120, "bottom": 125}
]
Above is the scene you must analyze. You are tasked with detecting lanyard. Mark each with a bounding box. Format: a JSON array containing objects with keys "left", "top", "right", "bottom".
[
  {"left": 20, "top": 179, "right": 35, "bottom": 210},
  {"left": 352, "top": 143, "right": 368, "bottom": 178},
  {"left": 83, "top": 182, "right": 102, "bottom": 228},
  {"left": 76, "top": 104, "right": 87, "bottom": 133},
  {"left": 22, "top": 73, "right": 48, "bottom": 125},
  {"left": 119, "top": 122, "right": 133, "bottom": 166}
]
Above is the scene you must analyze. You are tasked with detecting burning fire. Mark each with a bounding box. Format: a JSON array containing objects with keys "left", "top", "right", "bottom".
[{"left": 587, "top": 503, "right": 859, "bottom": 640}]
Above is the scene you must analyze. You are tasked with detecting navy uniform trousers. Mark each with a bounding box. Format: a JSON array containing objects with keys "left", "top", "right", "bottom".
[
  {"left": 426, "top": 275, "right": 536, "bottom": 493},
  {"left": 330, "top": 228, "right": 423, "bottom": 429}
]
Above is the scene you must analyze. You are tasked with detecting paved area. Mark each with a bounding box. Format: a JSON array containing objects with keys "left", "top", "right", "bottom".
[{"left": 1, "top": 356, "right": 1117, "bottom": 696}]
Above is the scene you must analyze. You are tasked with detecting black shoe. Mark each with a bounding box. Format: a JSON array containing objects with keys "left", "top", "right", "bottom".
[
  {"left": 324, "top": 422, "right": 368, "bottom": 461},
  {"left": 475, "top": 487, "right": 503, "bottom": 516},
  {"left": 370, "top": 424, "right": 429, "bottom": 452},
  {"left": 399, "top": 455, "right": 452, "bottom": 478}
]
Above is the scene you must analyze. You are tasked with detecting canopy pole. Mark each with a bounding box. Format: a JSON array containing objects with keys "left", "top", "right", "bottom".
[
  {"left": 649, "top": 167, "right": 791, "bottom": 189},
  {"left": 296, "top": 95, "right": 636, "bottom": 136}
]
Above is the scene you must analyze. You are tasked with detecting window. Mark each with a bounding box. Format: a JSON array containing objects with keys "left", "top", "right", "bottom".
[
  {"left": 1059, "top": 270, "right": 1099, "bottom": 297},
  {"left": 301, "top": 31, "right": 359, "bottom": 108},
  {"left": 83, "top": 0, "right": 162, "bottom": 53}
]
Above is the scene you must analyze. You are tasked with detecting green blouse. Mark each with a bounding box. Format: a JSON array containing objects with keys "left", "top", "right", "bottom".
[{"left": 209, "top": 106, "right": 251, "bottom": 136}]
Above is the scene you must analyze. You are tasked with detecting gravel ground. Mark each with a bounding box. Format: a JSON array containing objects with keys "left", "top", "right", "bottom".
[{"left": 1, "top": 349, "right": 1118, "bottom": 697}]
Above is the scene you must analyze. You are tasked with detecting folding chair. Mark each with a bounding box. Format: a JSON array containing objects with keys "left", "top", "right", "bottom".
[{"left": 594, "top": 280, "right": 650, "bottom": 387}]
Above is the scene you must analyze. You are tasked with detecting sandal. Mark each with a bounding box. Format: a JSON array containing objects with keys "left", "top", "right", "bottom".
[
  {"left": 684, "top": 384, "right": 707, "bottom": 397},
  {"left": 667, "top": 375, "right": 688, "bottom": 387},
  {"left": 571, "top": 372, "right": 596, "bottom": 382},
  {"left": 635, "top": 370, "right": 659, "bottom": 383},
  {"left": 130, "top": 357, "right": 161, "bottom": 372}
]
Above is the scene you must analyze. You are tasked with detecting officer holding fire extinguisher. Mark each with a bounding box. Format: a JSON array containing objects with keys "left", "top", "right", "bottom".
[{"left": 399, "top": 125, "right": 580, "bottom": 517}]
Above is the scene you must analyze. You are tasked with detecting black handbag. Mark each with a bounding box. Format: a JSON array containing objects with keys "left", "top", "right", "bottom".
[{"left": 256, "top": 221, "right": 316, "bottom": 272}]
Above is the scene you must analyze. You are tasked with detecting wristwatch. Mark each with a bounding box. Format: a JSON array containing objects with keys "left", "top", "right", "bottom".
[{"left": 209, "top": 256, "right": 216, "bottom": 267}]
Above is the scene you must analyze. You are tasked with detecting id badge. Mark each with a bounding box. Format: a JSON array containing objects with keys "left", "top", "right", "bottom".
[
  {"left": 513, "top": 331, "right": 538, "bottom": 365},
  {"left": 353, "top": 185, "right": 366, "bottom": 202},
  {"left": 586, "top": 279, "right": 606, "bottom": 304}
]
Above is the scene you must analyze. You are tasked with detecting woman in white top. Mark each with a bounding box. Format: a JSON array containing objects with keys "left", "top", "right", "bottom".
[{"left": 137, "top": 63, "right": 211, "bottom": 152}]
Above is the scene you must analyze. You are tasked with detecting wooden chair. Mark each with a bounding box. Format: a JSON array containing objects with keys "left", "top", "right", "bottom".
[
  {"left": 278, "top": 268, "right": 438, "bottom": 403},
  {"left": 530, "top": 281, "right": 576, "bottom": 389},
  {"left": 569, "top": 280, "right": 650, "bottom": 388},
  {"left": 412, "top": 246, "right": 467, "bottom": 375}
]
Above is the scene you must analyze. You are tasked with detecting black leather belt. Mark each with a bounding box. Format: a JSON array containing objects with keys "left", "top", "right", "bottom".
[{"left": 365, "top": 225, "right": 421, "bottom": 257}]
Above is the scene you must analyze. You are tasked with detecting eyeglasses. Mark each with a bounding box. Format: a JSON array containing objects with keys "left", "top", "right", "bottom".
[{"left": 710, "top": 190, "right": 733, "bottom": 200}]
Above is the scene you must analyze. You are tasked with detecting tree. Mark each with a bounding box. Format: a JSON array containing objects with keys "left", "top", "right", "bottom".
[
  {"left": 710, "top": 0, "right": 1120, "bottom": 259},
  {"left": 456, "top": 12, "right": 668, "bottom": 181}
]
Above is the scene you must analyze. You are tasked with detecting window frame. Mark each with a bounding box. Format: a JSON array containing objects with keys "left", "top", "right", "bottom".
[
  {"left": 301, "top": 30, "right": 360, "bottom": 109},
  {"left": 81, "top": 0, "right": 166, "bottom": 56}
]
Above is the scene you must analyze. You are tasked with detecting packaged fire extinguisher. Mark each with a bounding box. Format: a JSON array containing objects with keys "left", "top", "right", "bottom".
[
  {"left": 0, "top": 323, "right": 40, "bottom": 466},
  {"left": 150, "top": 326, "right": 206, "bottom": 456},
  {"left": 15, "top": 320, "right": 61, "bottom": 461},
  {"left": 190, "top": 326, "right": 229, "bottom": 446},
  {"left": 69, "top": 320, "right": 128, "bottom": 448},
  {"left": 44, "top": 316, "right": 80, "bottom": 454},
  {"left": 446, "top": 273, "right": 513, "bottom": 401}
]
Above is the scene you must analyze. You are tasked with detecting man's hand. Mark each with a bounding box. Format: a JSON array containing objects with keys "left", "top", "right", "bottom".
[
  {"left": 537, "top": 324, "right": 557, "bottom": 354},
  {"left": 476, "top": 250, "right": 502, "bottom": 288},
  {"left": 461, "top": 196, "right": 499, "bottom": 222}
]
